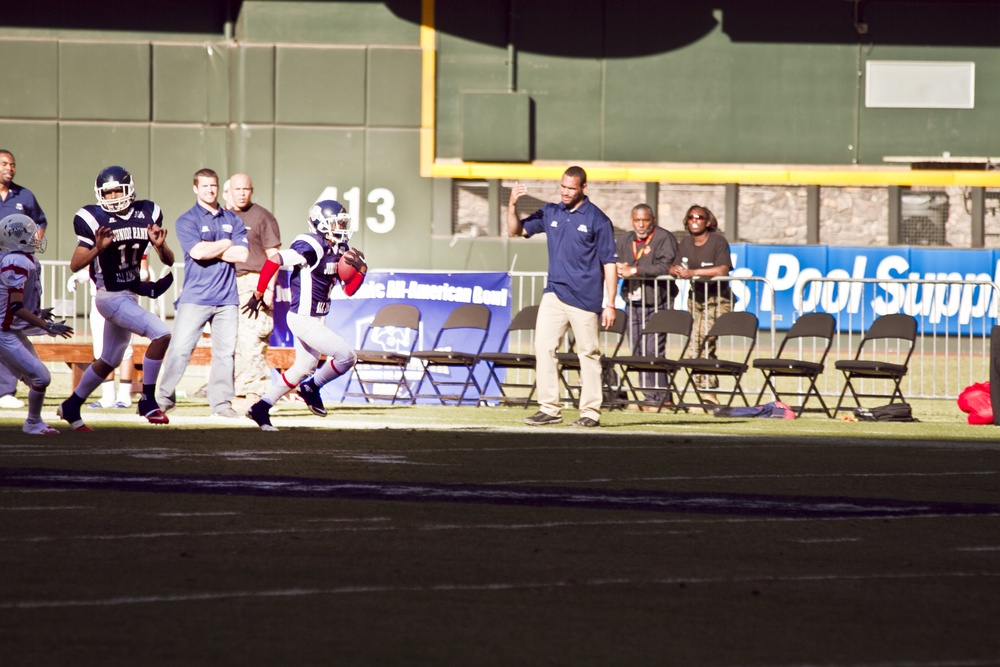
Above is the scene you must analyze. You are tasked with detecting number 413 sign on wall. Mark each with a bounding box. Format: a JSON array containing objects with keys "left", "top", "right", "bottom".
[{"left": 315, "top": 186, "right": 396, "bottom": 234}]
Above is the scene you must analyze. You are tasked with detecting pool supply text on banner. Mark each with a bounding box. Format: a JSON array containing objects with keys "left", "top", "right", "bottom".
[{"left": 730, "top": 244, "right": 1000, "bottom": 333}]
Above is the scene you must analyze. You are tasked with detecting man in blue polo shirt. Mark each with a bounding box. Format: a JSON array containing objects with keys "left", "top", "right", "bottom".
[
  {"left": 156, "top": 168, "right": 249, "bottom": 418},
  {"left": 0, "top": 150, "right": 48, "bottom": 409},
  {"left": 507, "top": 166, "right": 618, "bottom": 428}
]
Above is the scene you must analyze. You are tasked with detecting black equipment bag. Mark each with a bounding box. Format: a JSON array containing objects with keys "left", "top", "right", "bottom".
[{"left": 854, "top": 403, "right": 919, "bottom": 422}]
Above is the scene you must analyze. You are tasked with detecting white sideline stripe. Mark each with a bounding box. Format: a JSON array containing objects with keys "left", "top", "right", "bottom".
[
  {"left": 0, "top": 506, "right": 90, "bottom": 511},
  {"left": 0, "top": 525, "right": 401, "bottom": 543},
  {"left": 1, "top": 513, "right": 994, "bottom": 545},
  {"left": 794, "top": 538, "right": 862, "bottom": 543},
  {"left": 497, "top": 471, "right": 1000, "bottom": 484},
  {"left": 3, "top": 571, "right": 998, "bottom": 610},
  {"left": 6, "top": 407, "right": 1000, "bottom": 447}
]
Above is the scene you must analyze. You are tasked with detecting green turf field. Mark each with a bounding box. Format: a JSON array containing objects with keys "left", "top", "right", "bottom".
[{"left": 1, "top": 374, "right": 998, "bottom": 665}]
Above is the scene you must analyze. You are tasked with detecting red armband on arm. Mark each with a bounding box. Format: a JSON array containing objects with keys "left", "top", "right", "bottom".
[
  {"left": 256, "top": 258, "right": 280, "bottom": 294},
  {"left": 342, "top": 269, "right": 366, "bottom": 297}
]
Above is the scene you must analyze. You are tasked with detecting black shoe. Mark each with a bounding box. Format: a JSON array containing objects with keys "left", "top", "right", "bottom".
[
  {"left": 247, "top": 400, "right": 278, "bottom": 432},
  {"left": 57, "top": 397, "right": 92, "bottom": 432},
  {"left": 137, "top": 395, "right": 169, "bottom": 424},
  {"left": 297, "top": 379, "right": 327, "bottom": 417},
  {"left": 523, "top": 410, "right": 562, "bottom": 426},
  {"left": 572, "top": 416, "right": 600, "bottom": 428}
]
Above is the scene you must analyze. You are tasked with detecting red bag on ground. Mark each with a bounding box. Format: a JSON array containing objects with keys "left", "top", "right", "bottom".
[{"left": 957, "top": 381, "right": 993, "bottom": 425}]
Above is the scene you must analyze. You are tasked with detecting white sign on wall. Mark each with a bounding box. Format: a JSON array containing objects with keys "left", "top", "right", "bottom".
[{"left": 866, "top": 60, "right": 975, "bottom": 109}]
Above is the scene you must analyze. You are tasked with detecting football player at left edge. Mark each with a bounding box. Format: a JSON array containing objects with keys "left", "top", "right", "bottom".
[
  {"left": 0, "top": 213, "right": 74, "bottom": 435},
  {"left": 59, "top": 166, "right": 175, "bottom": 431}
]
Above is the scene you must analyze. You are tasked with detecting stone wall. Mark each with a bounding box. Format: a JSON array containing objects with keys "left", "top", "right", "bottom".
[{"left": 454, "top": 179, "right": 1000, "bottom": 249}]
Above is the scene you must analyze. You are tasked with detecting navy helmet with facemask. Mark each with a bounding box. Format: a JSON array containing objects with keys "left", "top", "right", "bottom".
[{"left": 308, "top": 200, "right": 355, "bottom": 244}]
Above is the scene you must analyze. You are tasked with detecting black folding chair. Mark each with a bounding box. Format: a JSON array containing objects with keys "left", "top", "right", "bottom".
[
  {"left": 607, "top": 309, "right": 693, "bottom": 413},
  {"left": 477, "top": 304, "right": 538, "bottom": 407},
  {"left": 833, "top": 313, "right": 917, "bottom": 414},
  {"left": 411, "top": 304, "right": 492, "bottom": 405},
  {"left": 556, "top": 309, "right": 628, "bottom": 408},
  {"left": 342, "top": 304, "right": 422, "bottom": 404},
  {"left": 676, "top": 311, "right": 759, "bottom": 410},
  {"left": 753, "top": 312, "right": 836, "bottom": 417}
]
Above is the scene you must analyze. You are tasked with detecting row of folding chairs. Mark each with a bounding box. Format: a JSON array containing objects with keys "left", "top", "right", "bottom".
[
  {"left": 341, "top": 302, "right": 627, "bottom": 407},
  {"left": 342, "top": 303, "right": 492, "bottom": 406},
  {"left": 608, "top": 310, "right": 917, "bottom": 417},
  {"left": 338, "top": 301, "right": 918, "bottom": 416}
]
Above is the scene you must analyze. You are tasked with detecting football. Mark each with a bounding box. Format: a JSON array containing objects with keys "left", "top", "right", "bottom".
[{"left": 337, "top": 254, "right": 360, "bottom": 283}]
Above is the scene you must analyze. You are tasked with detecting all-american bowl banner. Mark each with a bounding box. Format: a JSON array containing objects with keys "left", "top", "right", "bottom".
[
  {"left": 730, "top": 244, "right": 1000, "bottom": 334},
  {"left": 271, "top": 270, "right": 512, "bottom": 403}
]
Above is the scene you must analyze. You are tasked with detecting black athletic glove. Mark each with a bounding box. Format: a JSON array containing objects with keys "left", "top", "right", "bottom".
[
  {"left": 342, "top": 248, "right": 366, "bottom": 271},
  {"left": 242, "top": 293, "right": 265, "bottom": 319},
  {"left": 44, "top": 320, "right": 74, "bottom": 339},
  {"left": 37, "top": 307, "right": 54, "bottom": 321},
  {"left": 135, "top": 273, "right": 174, "bottom": 299}
]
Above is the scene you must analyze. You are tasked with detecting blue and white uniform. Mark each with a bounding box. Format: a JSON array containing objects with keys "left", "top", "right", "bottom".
[
  {"left": 74, "top": 200, "right": 160, "bottom": 291},
  {"left": 72, "top": 200, "right": 170, "bottom": 366},
  {"left": 275, "top": 233, "right": 357, "bottom": 386},
  {"left": 287, "top": 233, "right": 341, "bottom": 317}
]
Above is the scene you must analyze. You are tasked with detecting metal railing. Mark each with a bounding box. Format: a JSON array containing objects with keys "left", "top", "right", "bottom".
[
  {"left": 38, "top": 260, "right": 185, "bottom": 347},
  {"left": 508, "top": 272, "right": 996, "bottom": 403},
  {"left": 795, "top": 277, "right": 1000, "bottom": 400},
  {"left": 506, "top": 273, "right": 777, "bottom": 401},
  {"left": 34, "top": 261, "right": 995, "bottom": 402}
]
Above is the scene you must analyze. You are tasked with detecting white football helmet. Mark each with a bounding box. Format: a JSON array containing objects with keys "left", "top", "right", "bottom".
[
  {"left": 308, "top": 200, "right": 355, "bottom": 244},
  {"left": 0, "top": 213, "right": 45, "bottom": 253}
]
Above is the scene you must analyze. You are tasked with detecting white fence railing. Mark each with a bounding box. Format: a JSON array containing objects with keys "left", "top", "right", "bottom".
[
  {"left": 35, "top": 262, "right": 993, "bottom": 401},
  {"left": 795, "top": 277, "right": 1000, "bottom": 400},
  {"left": 508, "top": 272, "right": 995, "bottom": 401},
  {"left": 39, "top": 260, "right": 185, "bottom": 346}
]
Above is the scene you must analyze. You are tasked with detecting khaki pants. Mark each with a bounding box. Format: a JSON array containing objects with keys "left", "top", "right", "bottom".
[
  {"left": 534, "top": 292, "right": 602, "bottom": 421},
  {"left": 690, "top": 294, "right": 731, "bottom": 390},
  {"left": 235, "top": 273, "right": 274, "bottom": 398}
]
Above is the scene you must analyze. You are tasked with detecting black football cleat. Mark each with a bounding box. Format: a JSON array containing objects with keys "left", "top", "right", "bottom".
[
  {"left": 138, "top": 395, "right": 169, "bottom": 425},
  {"left": 297, "top": 379, "right": 327, "bottom": 417},
  {"left": 247, "top": 400, "right": 278, "bottom": 432},
  {"left": 57, "top": 397, "right": 93, "bottom": 432}
]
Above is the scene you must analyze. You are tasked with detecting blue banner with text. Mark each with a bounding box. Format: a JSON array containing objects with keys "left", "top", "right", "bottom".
[
  {"left": 270, "top": 271, "right": 513, "bottom": 403},
  {"left": 729, "top": 244, "right": 999, "bottom": 333}
]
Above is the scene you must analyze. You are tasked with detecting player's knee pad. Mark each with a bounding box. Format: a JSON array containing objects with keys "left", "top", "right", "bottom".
[
  {"left": 286, "top": 359, "right": 315, "bottom": 385},
  {"left": 27, "top": 366, "right": 51, "bottom": 391},
  {"left": 335, "top": 349, "right": 358, "bottom": 373}
]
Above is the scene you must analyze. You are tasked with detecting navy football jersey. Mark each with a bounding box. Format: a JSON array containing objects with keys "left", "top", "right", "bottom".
[
  {"left": 286, "top": 233, "right": 345, "bottom": 318},
  {"left": 73, "top": 200, "right": 163, "bottom": 292}
]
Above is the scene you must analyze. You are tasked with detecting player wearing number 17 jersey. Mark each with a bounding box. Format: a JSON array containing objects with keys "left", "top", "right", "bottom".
[{"left": 58, "top": 166, "right": 176, "bottom": 431}]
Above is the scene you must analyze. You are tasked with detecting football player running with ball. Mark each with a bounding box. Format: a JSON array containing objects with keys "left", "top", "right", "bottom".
[
  {"left": 58, "top": 166, "right": 175, "bottom": 431},
  {"left": 0, "top": 214, "right": 74, "bottom": 435},
  {"left": 242, "top": 200, "right": 366, "bottom": 431}
]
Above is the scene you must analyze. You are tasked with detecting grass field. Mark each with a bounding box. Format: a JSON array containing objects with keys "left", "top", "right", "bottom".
[{"left": 1, "top": 372, "right": 999, "bottom": 666}]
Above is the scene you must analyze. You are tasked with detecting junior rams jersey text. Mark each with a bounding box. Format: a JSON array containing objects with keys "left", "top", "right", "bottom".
[
  {"left": 286, "top": 232, "right": 346, "bottom": 318},
  {"left": 73, "top": 200, "right": 163, "bottom": 292}
]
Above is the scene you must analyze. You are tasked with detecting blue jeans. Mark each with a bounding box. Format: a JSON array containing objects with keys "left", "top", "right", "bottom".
[{"left": 156, "top": 303, "right": 238, "bottom": 414}]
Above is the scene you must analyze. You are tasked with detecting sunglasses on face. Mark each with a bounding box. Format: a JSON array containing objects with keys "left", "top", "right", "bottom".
[{"left": 687, "top": 214, "right": 707, "bottom": 221}]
